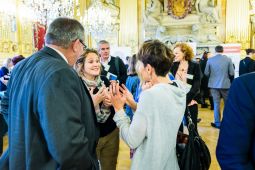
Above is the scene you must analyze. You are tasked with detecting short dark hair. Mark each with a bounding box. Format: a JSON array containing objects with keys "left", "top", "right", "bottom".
[
  {"left": 215, "top": 45, "right": 224, "bottom": 53},
  {"left": 45, "top": 17, "right": 85, "bottom": 49},
  {"left": 245, "top": 48, "right": 255, "bottom": 55},
  {"left": 137, "top": 40, "right": 174, "bottom": 77},
  {"left": 202, "top": 51, "right": 209, "bottom": 59},
  {"left": 12, "top": 55, "right": 25, "bottom": 66}
]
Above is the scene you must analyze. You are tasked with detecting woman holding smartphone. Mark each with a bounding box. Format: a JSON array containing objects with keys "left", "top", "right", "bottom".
[{"left": 109, "top": 40, "right": 189, "bottom": 170}]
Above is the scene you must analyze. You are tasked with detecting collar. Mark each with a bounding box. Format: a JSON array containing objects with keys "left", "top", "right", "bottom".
[
  {"left": 100, "top": 56, "right": 111, "bottom": 66},
  {"left": 46, "top": 45, "right": 68, "bottom": 63}
]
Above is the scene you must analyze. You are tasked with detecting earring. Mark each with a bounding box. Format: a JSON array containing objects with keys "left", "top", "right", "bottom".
[{"left": 149, "top": 72, "right": 152, "bottom": 80}]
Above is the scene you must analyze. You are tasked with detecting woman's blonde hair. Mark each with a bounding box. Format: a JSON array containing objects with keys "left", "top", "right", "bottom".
[
  {"left": 74, "top": 48, "right": 101, "bottom": 77},
  {"left": 174, "top": 42, "right": 194, "bottom": 61}
]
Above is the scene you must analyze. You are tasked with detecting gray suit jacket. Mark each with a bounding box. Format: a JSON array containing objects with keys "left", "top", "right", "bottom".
[
  {"left": 0, "top": 47, "right": 100, "bottom": 170},
  {"left": 204, "top": 54, "right": 234, "bottom": 89}
]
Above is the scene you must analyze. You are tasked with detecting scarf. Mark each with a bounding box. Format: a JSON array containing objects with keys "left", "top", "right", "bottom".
[{"left": 82, "top": 76, "right": 111, "bottom": 123}]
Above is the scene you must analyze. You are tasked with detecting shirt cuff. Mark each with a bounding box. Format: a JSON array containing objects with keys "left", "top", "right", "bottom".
[{"left": 113, "top": 109, "right": 130, "bottom": 124}]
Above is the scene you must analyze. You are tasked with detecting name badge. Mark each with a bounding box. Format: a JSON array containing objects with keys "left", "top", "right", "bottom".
[
  {"left": 186, "top": 74, "right": 194, "bottom": 80},
  {"left": 104, "top": 64, "right": 110, "bottom": 72}
]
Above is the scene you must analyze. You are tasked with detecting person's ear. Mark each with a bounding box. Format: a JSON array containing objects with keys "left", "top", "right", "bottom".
[
  {"left": 146, "top": 64, "right": 152, "bottom": 74},
  {"left": 72, "top": 39, "right": 80, "bottom": 52}
]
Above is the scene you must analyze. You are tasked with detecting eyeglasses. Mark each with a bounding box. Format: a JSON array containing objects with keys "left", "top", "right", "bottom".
[{"left": 79, "top": 39, "right": 87, "bottom": 51}]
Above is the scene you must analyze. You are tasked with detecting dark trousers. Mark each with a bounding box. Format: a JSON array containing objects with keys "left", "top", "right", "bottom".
[
  {"left": 200, "top": 88, "right": 214, "bottom": 108},
  {"left": 200, "top": 87, "right": 209, "bottom": 105},
  {"left": 179, "top": 104, "right": 198, "bottom": 132},
  {"left": 96, "top": 128, "right": 119, "bottom": 170}
]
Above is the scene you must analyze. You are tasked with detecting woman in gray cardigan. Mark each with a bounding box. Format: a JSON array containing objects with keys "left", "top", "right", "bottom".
[{"left": 110, "top": 40, "right": 189, "bottom": 170}]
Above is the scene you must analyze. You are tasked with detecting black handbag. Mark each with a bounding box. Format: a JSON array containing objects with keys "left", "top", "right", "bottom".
[{"left": 176, "top": 108, "right": 211, "bottom": 170}]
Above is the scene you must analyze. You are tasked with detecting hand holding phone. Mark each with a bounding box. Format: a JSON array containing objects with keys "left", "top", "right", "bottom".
[{"left": 3, "top": 75, "right": 10, "bottom": 80}]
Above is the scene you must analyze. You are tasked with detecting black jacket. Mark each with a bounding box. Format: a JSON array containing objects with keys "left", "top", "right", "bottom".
[
  {"left": 199, "top": 58, "right": 209, "bottom": 89},
  {"left": 0, "top": 47, "right": 100, "bottom": 170},
  {"left": 93, "top": 76, "right": 116, "bottom": 137},
  {"left": 239, "top": 57, "right": 255, "bottom": 76},
  {"left": 101, "top": 56, "right": 127, "bottom": 85},
  {"left": 171, "top": 61, "right": 201, "bottom": 104}
]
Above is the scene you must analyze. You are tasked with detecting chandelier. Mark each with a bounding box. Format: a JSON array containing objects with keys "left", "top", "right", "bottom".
[
  {"left": 84, "top": 0, "right": 119, "bottom": 39},
  {"left": 0, "top": 1, "right": 16, "bottom": 16},
  {"left": 20, "top": 0, "right": 74, "bottom": 26}
]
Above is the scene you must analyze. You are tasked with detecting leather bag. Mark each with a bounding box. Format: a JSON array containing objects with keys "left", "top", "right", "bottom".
[{"left": 176, "top": 109, "right": 211, "bottom": 170}]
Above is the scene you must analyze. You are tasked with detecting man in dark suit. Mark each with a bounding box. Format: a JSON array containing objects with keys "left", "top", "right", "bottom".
[
  {"left": 216, "top": 72, "right": 255, "bottom": 169},
  {"left": 0, "top": 17, "right": 100, "bottom": 170},
  {"left": 239, "top": 48, "right": 255, "bottom": 76}
]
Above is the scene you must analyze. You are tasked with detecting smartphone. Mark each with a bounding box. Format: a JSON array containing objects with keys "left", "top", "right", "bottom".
[{"left": 108, "top": 73, "right": 117, "bottom": 81}]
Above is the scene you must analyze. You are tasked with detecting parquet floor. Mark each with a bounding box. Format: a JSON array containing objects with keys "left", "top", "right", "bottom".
[{"left": 2, "top": 102, "right": 221, "bottom": 170}]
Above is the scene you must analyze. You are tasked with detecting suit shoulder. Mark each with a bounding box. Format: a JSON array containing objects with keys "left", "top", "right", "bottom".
[
  {"left": 111, "top": 56, "right": 125, "bottom": 64},
  {"left": 32, "top": 52, "right": 68, "bottom": 70},
  {"left": 207, "top": 57, "right": 213, "bottom": 61},
  {"left": 230, "top": 73, "right": 255, "bottom": 93},
  {"left": 237, "top": 72, "right": 255, "bottom": 81},
  {"left": 14, "top": 52, "right": 73, "bottom": 82}
]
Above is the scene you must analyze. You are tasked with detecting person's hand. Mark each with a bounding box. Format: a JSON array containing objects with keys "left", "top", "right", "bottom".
[
  {"left": 119, "top": 84, "right": 137, "bottom": 110},
  {"left": 142, "top": 81, "right": 152, "bottom": 91},
  {"left": 0, "top": 77, "right": 8, "bottom": 86},
  {"left": 109, "top": 83, "right": 126, "bottom": 112},
  {"left": 89, "top": 85, "right": 106, "bottom": 106},
  {"left": 110, "top": 80, "right": 118, "bottom": 84},
  {"left": 102, "top": 88, "right": 112, "bottom": 107}
]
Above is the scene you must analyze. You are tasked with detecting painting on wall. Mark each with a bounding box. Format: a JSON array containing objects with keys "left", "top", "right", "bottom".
[{"left": 196, "top": 47, "right": 209, "bottom": 58}]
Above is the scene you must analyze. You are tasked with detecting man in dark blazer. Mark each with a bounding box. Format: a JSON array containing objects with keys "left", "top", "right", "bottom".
[
  {"left": 0, "top": 17, "right": 99, "bottom": 170},
  {"left": 216, "top": 72, "right": 255, "bottom": 169},
  {"left": 239, "top": 48, "right": 255, "bottom": 76}
]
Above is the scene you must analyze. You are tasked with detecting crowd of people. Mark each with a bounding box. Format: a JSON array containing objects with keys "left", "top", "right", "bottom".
[{"left": 0, "top": 17, "right": 254, "bottom": 169}]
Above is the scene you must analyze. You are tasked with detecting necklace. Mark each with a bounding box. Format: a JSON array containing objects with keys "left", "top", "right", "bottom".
[
  {"left": 176, "top": 62, "right": 188, "bottom": 82},
  {"left": 179, "top": 61, "right": 188, "bottom": 72}
]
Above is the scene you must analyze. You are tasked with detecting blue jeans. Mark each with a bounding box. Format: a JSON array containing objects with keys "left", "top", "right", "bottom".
[{"left": 210, "top": 89, "right": 229, "bottom": 126}]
